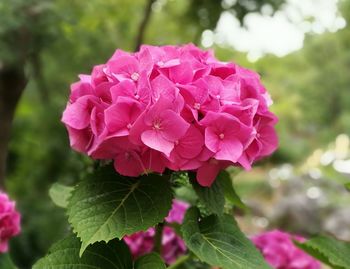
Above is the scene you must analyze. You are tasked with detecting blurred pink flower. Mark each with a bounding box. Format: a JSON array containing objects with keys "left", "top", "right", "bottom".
[
  {"left": 252, "top": 230, "right": 321, "bottom": 269},
  {"left": 124, "top": 199, "right": 189, "bottom": 264},
  {"left": 0, "top": 191, "right": 21, "bottom": 253}
]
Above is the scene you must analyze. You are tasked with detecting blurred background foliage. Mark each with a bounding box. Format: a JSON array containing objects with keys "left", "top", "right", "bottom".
[{"left": 1, "top": 0, "right": 350, "bottom": 268}]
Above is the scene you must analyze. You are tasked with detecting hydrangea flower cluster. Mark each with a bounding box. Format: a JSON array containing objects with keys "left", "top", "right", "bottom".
[
  {"left": 124, "top": 200, "right": 189, "bottom": 264},
  {"left": 0, "top": 191, "right": 21, "bottom": 253},
  {"left": 252, "top": 230, "right": 321, "bottom": 269},
  {"left": 62, "top": 44, "right": 278, "bottom": 186}
]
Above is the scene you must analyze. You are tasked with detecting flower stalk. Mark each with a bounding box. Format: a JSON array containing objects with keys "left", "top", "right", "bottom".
[{"left": 154, "top": 222, "right": 164, "bottom": 254}]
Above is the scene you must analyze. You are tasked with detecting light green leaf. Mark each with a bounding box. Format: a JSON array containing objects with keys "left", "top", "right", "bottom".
[
  {"left": 0, "top": 253, "right": 17, "bottom": 269},
  {"left": 33, "top": 235, "right": 132, "bottom": 269},
  {"left": 295, "top": 235, "right": 350, "bottom": 269},
  {"left": 67, "top": 165, "right": 173, "bottom": 256},
  {"left": 134, "top": 253, "right": 166, "bottom": 269},
  {"left": 190, "top": 175, "right": 225, "bottom": 215},
  {"left": 217, "top": 171, "right": 246, "bottom": 209},
  {"left": 49, "top": 182, "right": 74, "bottom": 208},
  {"left": 181, "top": 207, "right": 271, "bottom": 269}
]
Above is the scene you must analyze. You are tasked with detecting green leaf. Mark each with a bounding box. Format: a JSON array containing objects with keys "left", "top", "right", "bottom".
[
  {"left": 217, "top": 171, "right": 246, "bottom": 209},
  {"left": 0, "top": 253, "right": 17, "bottom": 269},
  {"left": 190, "top": 175, "right": 225, "bottom": 215},
  {"left": 295, "top": 235, "right": 350, "bottom": 269},
  {"left": 49, "top": 182, "right": 74, "bottom": 208},
  {"left": 181, "top": 207, "right": 271, "bottom": 269},
  {"left": 33, "top": 235, "right": 132, "bottom": 269},
  {"left": 67, "top": 165, "right": 173, "bottom": 256},
  {"left": 345, "top": 182, "right": 350, "bottom": 191},
  {"left": 134, "top": 253, "right": 166, "bottom": 269}
]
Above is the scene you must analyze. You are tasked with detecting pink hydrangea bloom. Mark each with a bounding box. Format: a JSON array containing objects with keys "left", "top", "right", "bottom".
[
  {"left": 62, "top": 44, "right": 278, "bottom": 186},
  {"left": 0, "top": 191, "right": 21, "bottom": 253},
  {"left": 252, "top": 230, "right": 321, "bottom": 269},
  {"left": 124, "top": 199, "right": 189, "bottom": 264}
]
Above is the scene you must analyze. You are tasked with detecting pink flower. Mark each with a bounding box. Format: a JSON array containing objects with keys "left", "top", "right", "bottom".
[
  {"left": 62, "top": 44, "right": 278, "bottom": 186},
  {"left": 200, "top": 112, "right": 252, "bottom": 163},
  {"left": 0, "top": 191, "right": 21, "bottom": 253},
  {"left": 130, "top": 96, "right": 190, "bottom": 156},
  {"left": 124, "top": 200, "right": 189, "bottom": 264},
  {"left": 165, "top": 200, "right": 190, "bottom": 224},
  {"left": 165, "top": 125, "right": 204, "bottom": 171},
  {"left": 252, "top": 230, "right": 321, "bottom": 269}
]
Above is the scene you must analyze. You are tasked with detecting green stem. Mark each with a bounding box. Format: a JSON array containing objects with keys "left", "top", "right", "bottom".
[
  {"left": 167, "top": 254, "right": 191, "bottom": 269},
  {"left": 154, "top": 222, "right": 164, "bottom": 254}
]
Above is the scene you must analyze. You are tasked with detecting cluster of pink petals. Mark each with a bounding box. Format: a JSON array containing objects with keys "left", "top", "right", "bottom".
[
  {"left": 124, "top": 200, "right": 189, "bottom": 264},
  {"left": 0, "top": 191, "right": 21, "bottom": 253},
  {"left": 62, "top": 44, "right": 278, "bottom": 186},
  {"left": 252, "top": 230, "right": 321, "bottom": 269}
]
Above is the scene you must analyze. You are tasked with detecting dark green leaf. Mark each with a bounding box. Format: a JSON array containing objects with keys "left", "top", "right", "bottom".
[
  {"left": 134, "top": 253, "right": 166, "bottom": 269},
  {"left": 33, "top": 235, "right": 132, "bottom": 269},
  {"left": 0, "top": 253, "right": 17, "bottom": 269},
  {"left": 67, "top": 165, "right": 173, "bottom": 255},
  {"left": 190, "top": 175, "right": 225, "bottom": 215},
  {"left": 345, "top": 183, "right": 350, "bottom": 191},
  {"left": 295, "top": 235, "right": 350, "bottom": 269},
  {"left": 217, "top": 171, "right": 246, "bottom": 209},
  {"left": 181, "top": 207, "right": 271, "bottom": 269},
  {"left": 49, "top": 182, "right": 74, "bottom": 208}
]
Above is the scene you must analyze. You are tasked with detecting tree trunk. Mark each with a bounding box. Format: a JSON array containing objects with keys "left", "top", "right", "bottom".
[
  {"left": 134, "top": 0, "right": 156, "bottom": 52},
  {"left": 0, "top": 66, "right": 27, "bottom": 189}
]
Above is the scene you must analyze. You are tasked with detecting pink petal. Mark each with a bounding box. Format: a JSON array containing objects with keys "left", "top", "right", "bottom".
[
  {"left": 137, "top": 48, "right": 154, "bottom": 75},
  {"left": 110, "top": 80, "right": 136, "bottom": 102},
  {"left": 108, "top": 55, "right": 139, "bottom": 77},
  {"left": 215, "top": 138, "right": 243, "bottom": 163},
  {"left": 66, "top": 126, "right": 92, "bottom": 153},
  {"left": 90, "top": 107, "right": 106, "bottom": 136},
  {"left": 62, "top": 96, "right": 98, "bottom": 129},
  {"left": 204, "top": 75, "right": 223, "bottom": 97},
  {"left": 160, "top": 110, "right": 190, "bottom": 142},
  {"left": 129, "top": 112, "right": 148, "bottom": 145},
  {"left": 70, "top": 81, "right": 93, "bottom": 102},
  {"left": 95, "top": 82, "right": 114, "bottom": 102},
  {"left": 237, "top": 153, "right": 252, "bottom": 170},
  {"left": 176, "top": 126, "right": 204, "bottom": 159},
  {"left": 204, "top": 127, "right": 220, "bottom": 153},
  {"left": 89, "top": 136, "right": 136, "bottom": 159},
  {"left": 105, "top": 99, "right": 142, "bottom": 136},
  {"left": 151, "top": 75, "right": 178, "bottom": 102},
  {"left": 221, "top": 79, "right": 240, "bottom": 104},
  {"left": 196, "top": 161, "right": 221, "bottom": 187},
  {"left": 114, "top": 151, "right": 145, "bottom": 177},
  {"left": 141, "top": 130, "right": 174, "bottom": 156},
  {"left": 141, "top": 149, "right": 166, "bottom": 173},
  {"left": 144, "top": 97, "right": 173, "bottom": 126},
  {"left": 168, "top": 62, "right": 194, "bottom": 84},
  {"left": 180, "top": 158, "right": 202, "bottom": 170},
  {"left": 258, "top": 125, "right": 278, "bottom": 156}
]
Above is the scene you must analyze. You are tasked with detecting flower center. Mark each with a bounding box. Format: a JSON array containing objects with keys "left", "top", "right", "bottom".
[
  {"left": 153, "top": 119, "right": 162, "bottom": 130},
  {"left": 174, "top": 140, "right": 179, "bottom": 145},
  {"left": 216, "top": 94, "right": 221, "bottom": 100},
  {"left": 219, "top": 133, "right": 225, "bottom": 140},
  {"left": 127, "top": 123, "right": 132, "bottom": 129},
  {"left": 157, "top": 61, "right": 164, "bottom": 66},
  {"left": 193, "top": 102, "right": 201, "bottom": 110},
  {"left": 131, "top": 72, "right": 140, "bottom": 81},
  {"left": 134, "top": 94, "right": 140, "bottom": 100}
]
